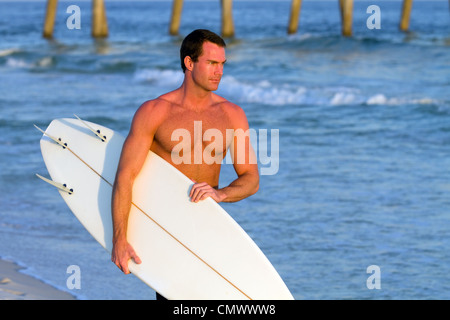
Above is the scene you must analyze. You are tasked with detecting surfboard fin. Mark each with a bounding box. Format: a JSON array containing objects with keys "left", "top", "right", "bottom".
[
  {"left": 74, "top": 114, "right": 107, "bottom": 142},
  {"left": 34, "top": 124, "right": 68, "bottom": 149},
  {"left": 36, "top": 174, "right": 74, "bottom": 195}
]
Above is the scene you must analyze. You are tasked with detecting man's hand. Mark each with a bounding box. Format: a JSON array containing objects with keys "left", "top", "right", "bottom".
[
  {"left": 189, "top": 182, "right": 226, "bottom": 203},
  {"left": 111, "top": 240, "right": 142, "bottom": 274}
]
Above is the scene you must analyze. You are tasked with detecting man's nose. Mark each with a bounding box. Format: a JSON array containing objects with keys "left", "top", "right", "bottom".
[{"left": 215, "top": 64, "right": 223, "bottom": 75}]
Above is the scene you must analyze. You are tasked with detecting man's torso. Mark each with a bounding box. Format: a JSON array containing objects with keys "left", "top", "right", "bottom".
[{"left": 147, "top": 91, "right": 237, "bottom": 186}]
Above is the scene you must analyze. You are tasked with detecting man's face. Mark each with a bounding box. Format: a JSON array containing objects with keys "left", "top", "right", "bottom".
[{"left": 191, "top": 41, "right": 226, "bottom": 92}]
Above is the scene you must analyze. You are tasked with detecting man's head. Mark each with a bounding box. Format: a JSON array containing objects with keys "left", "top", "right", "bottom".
[{"left": 180, "top": 29, "right": 226, "bottom": 73}]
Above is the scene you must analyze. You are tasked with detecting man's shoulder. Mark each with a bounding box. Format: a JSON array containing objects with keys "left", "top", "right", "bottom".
[
  {"left": 211, "top": 95, "right": 249, "bottom": 129},
  {"left": 213, "top": 94, "right": 245, "bottom": 115},
  {"left": 137, "top": 94, "right": 175, "bottom": 115},
  {"left": 131, "top": 95, "right": 175, "bottom": 132}
]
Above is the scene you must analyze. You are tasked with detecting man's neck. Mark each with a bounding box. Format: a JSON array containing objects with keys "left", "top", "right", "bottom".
[{"left": 178, "top": 79, "right": 213, "bottom": 112}]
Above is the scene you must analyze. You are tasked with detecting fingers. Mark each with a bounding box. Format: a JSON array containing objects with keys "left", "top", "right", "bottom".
[
  {"left": 111, "top": 254, "right": 129, "bottom": 274},
  {"left": 120, "top": 260, "right": 131, "bottom": 275},
  {"left": 189, "top": 182, "right": 207, "bottom": 203},
  {"left": 131, "top": 249, "right": 142, "bottom": 265},
  {"left": 111, "top": 242, "right": 141, "bottom": 275},
  {"left": 189, "top": 182, "right": 219, "bottom": 203},
  {"left": 112, "top": 255, "right": 130, "bottom": 274}
]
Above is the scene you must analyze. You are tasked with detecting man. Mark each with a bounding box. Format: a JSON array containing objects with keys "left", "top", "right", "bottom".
[{"left": 111, "top": 29, "right": 259, "bottom": 299}]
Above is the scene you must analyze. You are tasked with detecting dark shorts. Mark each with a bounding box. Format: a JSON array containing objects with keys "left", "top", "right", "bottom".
[{"left": 156, "top": 292, "right": 167, "bottom": 300}]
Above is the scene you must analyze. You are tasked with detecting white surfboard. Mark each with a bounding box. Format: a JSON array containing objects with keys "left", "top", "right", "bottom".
[{"left": 37, "top": 117, "right": 294, "bottom": 300}]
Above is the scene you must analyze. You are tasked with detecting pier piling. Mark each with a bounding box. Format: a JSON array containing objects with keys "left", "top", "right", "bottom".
[
  {"left": 400, "top": 0, "right": 413, "bottom": 31},
  {"left": 92, "top": 0, "right": 108, "bottom": 38},
  {"left": 287, "top": 0, "right": 303, "bottom": 34},
  {"left": 169, "top": 0, "right": 184, "bottom": 35},
  {"left": 221, "top": 0, "right": 235, "bottom": 38},
  {"left": 340, "top": 0, "right": 354, "bottom": 37},
  {"left": 43, "top": 0, "right": 58, "bottom": 38}
]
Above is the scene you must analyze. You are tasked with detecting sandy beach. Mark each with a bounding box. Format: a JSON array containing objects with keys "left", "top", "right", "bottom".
[{"left": 0, "top": 259, "right": 76, "bottom": 300}]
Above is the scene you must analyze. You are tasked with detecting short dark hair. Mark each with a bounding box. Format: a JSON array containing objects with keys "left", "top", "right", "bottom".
[{"left": 180, "top": 29, "right": 226, "bottom": 73}]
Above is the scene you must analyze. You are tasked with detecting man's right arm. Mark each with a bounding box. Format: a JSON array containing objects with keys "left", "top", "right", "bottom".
[{"left": 111, "top": 101, "right": 159, "bottom": 274}]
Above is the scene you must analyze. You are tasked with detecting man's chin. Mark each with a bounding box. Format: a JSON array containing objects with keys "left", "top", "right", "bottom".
[{"left": 210, "top": 83, "right": 220, "bottom": 91}]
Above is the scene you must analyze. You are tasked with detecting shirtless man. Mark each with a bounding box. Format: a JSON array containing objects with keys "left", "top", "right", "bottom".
[{"left": 111, "top": 29, "right": 259, "bottom": 297}]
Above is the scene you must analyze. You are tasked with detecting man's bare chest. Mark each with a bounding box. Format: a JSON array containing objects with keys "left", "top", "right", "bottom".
[{"left": 153, "top": 108, "right": 233, "bottom": 155}]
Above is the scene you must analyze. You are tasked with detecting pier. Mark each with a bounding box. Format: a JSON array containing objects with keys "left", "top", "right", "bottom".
[
  {"left": 44, "top": 0, "right": 108, "bottom": 38},
  {"left": 43, "top": 0, "right": 445, "bottom": 39}
]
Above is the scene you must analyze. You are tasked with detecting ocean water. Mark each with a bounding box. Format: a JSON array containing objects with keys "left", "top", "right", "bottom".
[{"left": 1, "top": 0, "right": 449, "bottom": 300}]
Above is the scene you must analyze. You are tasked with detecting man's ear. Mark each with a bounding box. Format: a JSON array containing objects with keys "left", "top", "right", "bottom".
[{"left": 184, "top": 56, "right": 194, "bottom": 72}]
